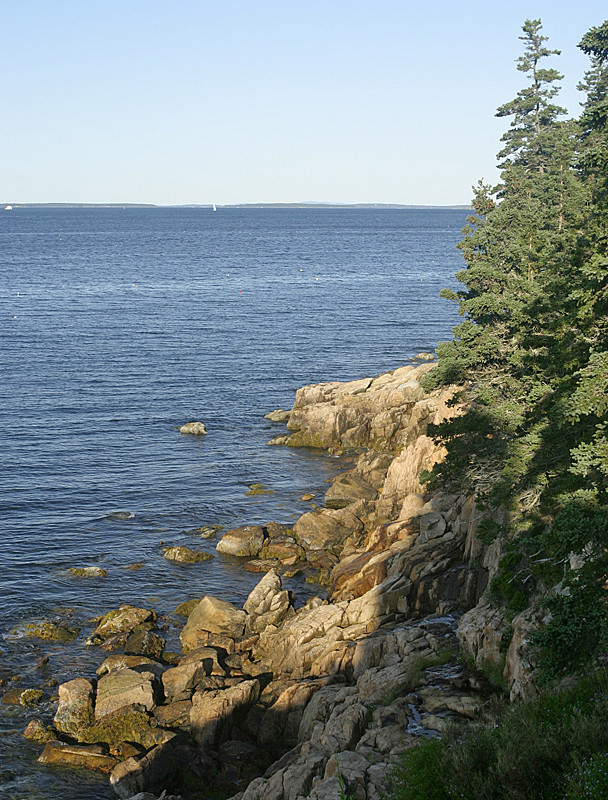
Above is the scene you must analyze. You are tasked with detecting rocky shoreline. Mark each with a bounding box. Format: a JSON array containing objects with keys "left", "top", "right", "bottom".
[{"left": 15, "top": 361, "right": 532, "bottom": 799}]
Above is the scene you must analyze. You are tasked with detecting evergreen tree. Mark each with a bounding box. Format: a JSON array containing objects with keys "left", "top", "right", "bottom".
[{"left": 424, "top": 19, "right": 581, "bottom": 508}]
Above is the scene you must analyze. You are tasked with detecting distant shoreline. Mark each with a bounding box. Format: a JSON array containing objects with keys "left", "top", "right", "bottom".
[{"left": 2, "top": 202, "right": 472, "bottom": 210}]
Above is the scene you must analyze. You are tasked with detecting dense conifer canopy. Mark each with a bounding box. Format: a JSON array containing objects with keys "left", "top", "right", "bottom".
[{"left": 424, "top": 18, "right": 608, "bottom": 679}]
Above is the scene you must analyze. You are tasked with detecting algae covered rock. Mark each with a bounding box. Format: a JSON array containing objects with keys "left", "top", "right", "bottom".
[
  {"left": 174, "top": 599, "right": 203, "bottom": 618},
  {"left": 24, "top": 718, "right": 57, "bottom": 743},
  {"left": 68, "top": 566, "right": 108, "bottom": 578},
  {"left": 244, "top": 558, "right": 280, "bottom": 573},
  {"left": 124, "top": 629, "right": 166, "bottom": 660},
  {"left": 163, "top": 546, "right": 214, "bottom": 564},
  {"left": 79, "top": 708, "right": 173, "bottom": 749},
  {"left": 4, "top": 688, "right": 44, "bottom": 706},
  {"left": 264, "top": 408, "right": 291, "bottom": 422},
  {"left": 246, "top": 483, "right": 274, "bottom": 495},
  {"left": 91, "top": 605, "right": 156, "bottom": 643},
  {"left": 24, "top": 621, "right": 80, "bottom": 643}
]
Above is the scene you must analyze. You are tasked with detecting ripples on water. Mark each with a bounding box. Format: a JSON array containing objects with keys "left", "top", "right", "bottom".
[{"left": 0, "top": 206, "right": 467, "bottom": 797}]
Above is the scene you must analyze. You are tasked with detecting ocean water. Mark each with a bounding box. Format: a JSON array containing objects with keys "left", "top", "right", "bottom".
[{"left": 0, "top": 206, "right": 467, "bottom": 798}]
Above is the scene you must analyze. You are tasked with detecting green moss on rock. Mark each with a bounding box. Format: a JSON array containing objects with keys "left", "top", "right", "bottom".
[
  {"left": 93, "top": 606, "right": 156, "bottom": 640},
  {"left": 79, "top": 710, "right": 164, "bottom": 748},
  {"left": 23, "top": 621, "right": 80, "bottom": 642},
  {"left": 20, "top": 689, "right": 44, "bottom": 706},
  {"left": 24, "top": 718, "right": 57, "bottom": 743},
  {"left": 246, "top": 483, "right": 274, "bottom": 495},
  {"left": 174, "top": 599, "right": 202, "bottom": 618},
  {"left": 163, "top": 546, "right": 214, "bottom": 563},
  {"left": 68, "top": 567, "right": 108, "bottom": 578}
]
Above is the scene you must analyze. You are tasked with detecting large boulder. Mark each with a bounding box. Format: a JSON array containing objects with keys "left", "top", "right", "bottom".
[
  {"left": 162, "top": 661, "right": 207, "bottom": 698},
  {"left": 293, "top": 508, "right": 363, "bottom": 555},
  {"left": 325, "top": 472, "right": 377, "bottom": 509},
  {"left": 180, "top": 421, "right": 208, "bottom": 435},
  {"left": 38, "top": 741, "right": 117, "bottom": 773},
  {"left": 181, "top": 596, "right": 246, "bottom": 651},
  {"left": 216, "top": 526, "right": 266, "bottom": 557},
  {"left": 243, "top": 570, "right": 282, "bottom": 616},
  {"left": 95, "top": 668, "right": 158, "bottom": 719},
  {"left": 53, "top": 678, "right": 94, "bottom": 737},
  {"left": 457, "top": 601, "right": 508, "bottom": 674},
  {"left": 190, "top": 679, "right": 260, "bottom": 748},
  {"left": 110, "top": 738, "right": 205, "bottom": 799},
  {"left": 243, "top": 570, "right": 293, "bottom": 633},
  {"left": 80, "top": 709, "right": 174, "bottom": 749}
]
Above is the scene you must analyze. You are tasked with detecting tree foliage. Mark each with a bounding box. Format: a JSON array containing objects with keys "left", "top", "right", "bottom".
[{"left": 424, "top": 18, "right": 608, "bottom": 678}]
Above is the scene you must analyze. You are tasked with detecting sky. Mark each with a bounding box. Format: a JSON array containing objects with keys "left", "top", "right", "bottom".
[{"left": 2, "top": 0, "right": 607, "bottom": 206}]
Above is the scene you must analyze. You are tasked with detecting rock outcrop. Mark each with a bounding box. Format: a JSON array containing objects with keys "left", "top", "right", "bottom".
[{"left": 179, "top": 422, "right": 208, "bottom": 435}]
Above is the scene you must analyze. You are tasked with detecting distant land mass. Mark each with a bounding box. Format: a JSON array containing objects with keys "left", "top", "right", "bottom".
[{"left": 2, "top": 202, "right": 472, "bottom": 210}]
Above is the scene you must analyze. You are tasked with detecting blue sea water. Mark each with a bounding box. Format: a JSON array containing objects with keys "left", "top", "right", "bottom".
[{"left": 0, "top": 206, "right": 467, "bottom": 798}]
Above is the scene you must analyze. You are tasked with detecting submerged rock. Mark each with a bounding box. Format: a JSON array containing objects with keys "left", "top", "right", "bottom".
[
  {"left": 246, "top": 483, "right": 274, "bottom": 495},
  {"left": 105, "top": 511, "right": 135, "bottom": 521},
  {"left": 68, "top": 566, "right": 108, "bottom": 578},
  {"left": 3, "top": 688, "right": 44, "bottom": 706},
  {"left": 23, "top": 621, "right": 80, "bottom": 643}
]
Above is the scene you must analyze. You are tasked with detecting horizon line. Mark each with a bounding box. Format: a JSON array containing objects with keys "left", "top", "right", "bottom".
[{"left": 3, "top": 201, "right": 473, "bottom": 210}]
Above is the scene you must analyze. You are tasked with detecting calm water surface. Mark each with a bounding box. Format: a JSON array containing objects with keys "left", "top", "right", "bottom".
[{"left": 0, "top": 207, "right": 466, "bottom": 798}]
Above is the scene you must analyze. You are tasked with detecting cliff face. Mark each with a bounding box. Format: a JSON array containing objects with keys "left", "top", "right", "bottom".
[
  {"left": 263, "top": 362, "right": 536, "bottom": 696},
  {"left": 33, "top": 363, "right": 537, "bottom": 800}
]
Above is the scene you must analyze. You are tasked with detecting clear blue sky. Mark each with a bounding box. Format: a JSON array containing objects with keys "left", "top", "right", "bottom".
[{"left": 2, "top": 0, "right": 606, "bottom": 205}]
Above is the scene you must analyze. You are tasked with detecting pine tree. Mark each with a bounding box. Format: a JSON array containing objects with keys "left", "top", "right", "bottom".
[{"left": 496, "top": 19, "right": 567, "bottom": 170}]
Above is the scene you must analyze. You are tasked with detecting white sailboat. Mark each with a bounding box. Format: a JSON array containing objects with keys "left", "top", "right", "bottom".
[{"left": 212, "top": 204, "right": 217, "bottom": 212}]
